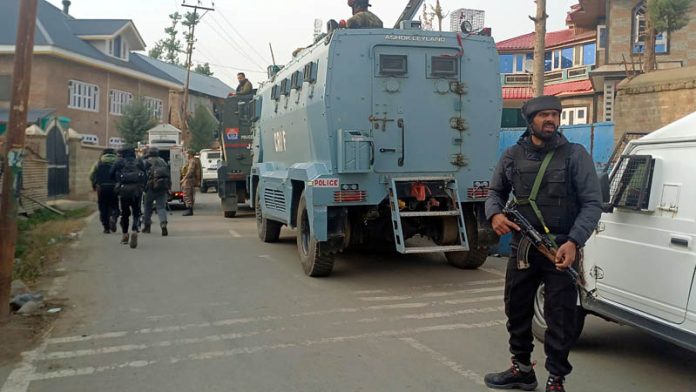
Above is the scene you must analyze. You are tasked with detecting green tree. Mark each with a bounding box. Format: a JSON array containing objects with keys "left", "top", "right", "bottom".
[
  {"left": 194, "top": 62, "right": 214, "bottom": 76},
  {"left": 644, "top": 0, "right": 694, "bottom": 72},
  {"left": 116, "top": 98, "right": 158, "bottom": 147},
  {"left": 149, "top": 12, "right": 183, "bottom": 65},
  {"left": 188, "top": 104, "right": 217, "bottom": 152}
]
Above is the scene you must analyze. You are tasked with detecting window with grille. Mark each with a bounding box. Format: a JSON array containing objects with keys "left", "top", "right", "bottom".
[
  {"left": 609, "top": 154, "right": 654, "bottom": 210},
  {"left": 143, "top": 96, "right": 163, "bottom": 120},
  {"left": 68, "top": 80, "right": 100, "bottom": 112},
  {"left": 109, "top": 89, "right": 133, "bottom": 115}
]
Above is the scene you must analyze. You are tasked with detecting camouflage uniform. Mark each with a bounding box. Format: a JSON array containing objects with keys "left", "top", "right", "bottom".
[
  {"left": 347, "top": 10, "right": 383, "bottom": 29},
  {"left": 182, "top": 157, "right": 201, "bottom": 209}
]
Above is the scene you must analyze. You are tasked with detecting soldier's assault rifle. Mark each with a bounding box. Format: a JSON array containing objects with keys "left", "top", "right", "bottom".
[{"left": 502, "top": 206, "right": 581, "bottom": 284}]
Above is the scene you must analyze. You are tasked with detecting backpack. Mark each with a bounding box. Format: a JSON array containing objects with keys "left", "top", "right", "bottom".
[
  {"left": 147, "top": 157, "right": 171, "bottom": 192},
  {"left": 119, "top": 158, "right": 144, "bottom": 185},
  {"left": 94, "top": 161, "right": 115, "bottom": 187}
]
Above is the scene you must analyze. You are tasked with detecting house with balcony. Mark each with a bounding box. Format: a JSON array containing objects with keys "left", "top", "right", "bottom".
[{"left": 497, "top": 1, "right": 605, "bottom": 127}]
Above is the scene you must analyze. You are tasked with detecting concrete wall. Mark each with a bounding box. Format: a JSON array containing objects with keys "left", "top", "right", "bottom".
[
  {"left": 0, "top": 54, "right": 172, "bottom": 146},
  {"left": 607, "top": 0, "right": 696, "bottom": 67},
  {"left": 67, "top": 137, "right": 104, "bottom": 199},
  {"left": 614, "top": 66, "right": 696, "bottom": 137}
]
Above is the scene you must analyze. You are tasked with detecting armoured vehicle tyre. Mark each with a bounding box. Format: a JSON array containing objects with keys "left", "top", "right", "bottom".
[
  {"left": 531, "top": 283, "right": 586, "bottom": 343},
  {"left": 297, "top": 192, "right": 335, "bottom": 277},
  {"left": 201, "top": 185, "right": 208, "bottom": 194},
  {"left": 445, "top": 248, "right": 488, "bottom": 269},
  {"left": 256, "top": 191, "right": 282, "bottom": 242},
  {"left": 444, "top": 208, "right": 488, "bottom": 269},
  {"left": 224, "top": 210, "right": 236, "bottom": 218}
]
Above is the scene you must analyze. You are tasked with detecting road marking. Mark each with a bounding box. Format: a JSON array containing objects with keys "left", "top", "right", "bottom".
[
  {"left": 480, "top": 267, "right": 506, "bottom": 277},
  {"left": 400, "top": 337, "right": 486, "bottom": 386},
  {"left": 0, "top": 333, "right": 50, "bottom": 392},
  {"left": 46, "top": 295, "right": 504, "bottom": 345},
  {"left": 228, "top": 229, "right": 242, "bottom": 238},
  {"left": 30, "top": 319, "right": 507, "bottom": 382},
  {"left": 38, "top": 330, "right": 264, "bottom": 361},
  {"left": 359, "top": 286, "right": 503, "bottom": 301}
]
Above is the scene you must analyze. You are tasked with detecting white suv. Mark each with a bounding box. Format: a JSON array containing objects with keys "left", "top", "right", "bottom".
[{"left": 533, "top": 112, "right": 696, "bottom": 352}]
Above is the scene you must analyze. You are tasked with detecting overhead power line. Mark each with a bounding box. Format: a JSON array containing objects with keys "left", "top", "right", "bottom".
[
  {"left": 203, "top": 15, "right": 267, "bottom": 71},
  {"left": 215, "top": 12, "right": 271, "bottom": 65}
]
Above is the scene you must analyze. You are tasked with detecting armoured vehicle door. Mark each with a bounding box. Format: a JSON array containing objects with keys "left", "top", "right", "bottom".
[
  {"left": 221, "top": 96, "right": 254, "bottom": 173},
  {"left": 371, "top": 45, "right": 462, "bottom": 173}
]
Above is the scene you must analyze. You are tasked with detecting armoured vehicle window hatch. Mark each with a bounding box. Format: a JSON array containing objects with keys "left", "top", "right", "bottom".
[
  {"left": 379, "top": 54, "right": 408, "bottom": 76},
  {"left": 430, "top": 56, "right": 459, "bottom": 78}
]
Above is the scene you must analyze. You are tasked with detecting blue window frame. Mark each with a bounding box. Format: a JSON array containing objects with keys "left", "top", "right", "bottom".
[
  {"left": 583, "top": 43, "right": 596, "bottom": 65},
  {"left": 561, "top": 47, "right": 573, "bottom": 69},
  {"left": 499, "top": 54, "right": 514, "bottom": 74},
  {"left": 544, "top": 52, "right": 552, "bottom": 72}
]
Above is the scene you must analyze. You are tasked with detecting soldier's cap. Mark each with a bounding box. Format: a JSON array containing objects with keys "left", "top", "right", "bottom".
[
  {"left": 348, "top": 0, "right": 371, "bottom": 7},
  {"left": 522, "top": 95, "right": 562, "bottom": 123},
  {"left": 102, "top": 148, "right": 115, "bottom": 155},
  {"left": 147, "top": 147, "right": 160, "bottom": 157}
]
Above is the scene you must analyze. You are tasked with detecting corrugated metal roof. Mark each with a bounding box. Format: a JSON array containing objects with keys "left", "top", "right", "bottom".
[
  {"left": 134, "top": 54, "right": 234, "bottom": 99},
  {"left": 502, "top": 79, "right": 594, "bottom": 100},
  {"left": 497, "top": 29, "right": 596, "bottom": 51}
]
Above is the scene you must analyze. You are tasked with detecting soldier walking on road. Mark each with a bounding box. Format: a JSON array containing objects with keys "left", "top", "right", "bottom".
[
  {"left": 346, "top": 0, "right": 383, "bottom": 29},
  {"left": 110, "top": 147, "right": 147, "bottom": 248},
  {"left": 181, "top": 150, "right": 201, "bottom": 216},
  {"left": 89, "top": 148, "right": 120, "bottom": 233},
  {"left": 483, "top": 96, "right": 602, "bottom": 392},
  {"left": 142, "top": 147, "right": 171, "bottom": 236}
]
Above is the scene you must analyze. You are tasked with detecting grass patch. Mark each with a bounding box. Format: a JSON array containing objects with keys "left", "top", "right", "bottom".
[{"left": 13, "top": 206, "right": 94, "bottom": 282}]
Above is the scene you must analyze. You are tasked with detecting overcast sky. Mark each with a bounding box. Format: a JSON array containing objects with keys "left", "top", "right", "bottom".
[{"left": 46, "top": 0, "right": 579, "bottom": 87}]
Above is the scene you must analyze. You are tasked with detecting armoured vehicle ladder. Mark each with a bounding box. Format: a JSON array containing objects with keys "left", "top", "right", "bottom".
[{"left": 387, "top": 177, "right": 470, "bottom": 254}]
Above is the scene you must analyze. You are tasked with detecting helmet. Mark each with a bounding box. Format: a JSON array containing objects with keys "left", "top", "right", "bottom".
[
  {"left": 147, "top": 147, "right": 160, "bottom": 157},
  {"left": 521, "top": 95, "right": 562, "bottom": 123}
]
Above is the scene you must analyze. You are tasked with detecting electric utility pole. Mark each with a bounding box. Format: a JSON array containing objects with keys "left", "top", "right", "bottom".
[
  {"left": 180, "top": 1, "right": 214, "bottom": 145},
  {"left": 1, "top": 0, "right": 39, "bottom": 323},
  {"left": 530, "top": 0, "right": 548, "bottom": 97}
]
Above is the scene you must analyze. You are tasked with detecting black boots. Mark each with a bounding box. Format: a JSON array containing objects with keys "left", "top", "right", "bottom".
[
  {"left": 161, "top": 222, "right": 168, "bottom": 237},
  {"left": 546, "top": 375, "right": 566, "bottom": 392},
  {"left": 142, "top": 224, "right": 151, "bottom": 234},
  {"left": 109, "top": 216, "right": 118, "bottom": 232},
  {"left": 484, "top": 360, "right": 538, "bottom": 391},
  {"left": 182, "top": 207, "right": 193, "bottom": 216},
  {"left": 129, "top": 232, "right": 138, "bottom": 249}
]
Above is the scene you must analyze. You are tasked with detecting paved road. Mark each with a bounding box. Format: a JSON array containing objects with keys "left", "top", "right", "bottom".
[{"left": 2, "top": 192, "right": 696, "bottom": 391}]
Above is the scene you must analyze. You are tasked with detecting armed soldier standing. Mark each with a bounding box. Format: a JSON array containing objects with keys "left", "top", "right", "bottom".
[
  {"left": 181, "top": 150, "right": 201, "bottom": 216},
  {"left": 89, "top": 148, "right": 119, "bottom": 233},
  {"left": 483, "top": 96, "right": 602, "bottom": 392},
  {"left": 346, "top": 0, "right": 383, "bottom": 29}
]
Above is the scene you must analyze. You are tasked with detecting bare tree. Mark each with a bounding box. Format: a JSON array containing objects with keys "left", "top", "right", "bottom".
[
  {"left": 430, "top": 0, "right": 449, "bottom": 32},
  {"left": 530, "top": 0, "right": 548, "bottom": 97},
  {"left": 420, "top": 3, "right": 434, "bottom": 31}
]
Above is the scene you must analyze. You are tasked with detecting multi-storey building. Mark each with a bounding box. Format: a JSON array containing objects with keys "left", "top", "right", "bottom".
[{"left": 0, "top": 0, "right": 232, "bottom": 147}]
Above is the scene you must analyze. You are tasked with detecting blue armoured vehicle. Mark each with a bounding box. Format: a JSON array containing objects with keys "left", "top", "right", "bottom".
[
  {"left": 217, "top": 95, "right": 255, "bottom": 217},
  {"left": 250, "top": 3, "right": 502, "bottom": 276}
]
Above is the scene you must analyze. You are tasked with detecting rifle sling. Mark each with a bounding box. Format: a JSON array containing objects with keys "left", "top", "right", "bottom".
[{"left": 516, "top": 150, "right": 558, "bottom": 248}]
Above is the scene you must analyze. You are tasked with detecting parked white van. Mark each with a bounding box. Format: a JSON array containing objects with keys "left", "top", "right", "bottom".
[
  {"left": 533, "top": 111, "right": 696, "bottom": 352},
  {"left": 199, "top": 149, "right": 222, "bottom": 193}
]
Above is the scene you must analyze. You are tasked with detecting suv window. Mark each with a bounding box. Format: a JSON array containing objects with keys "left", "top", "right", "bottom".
[{"left": 609, "top": 154, "right": 654, "bottom": 210}]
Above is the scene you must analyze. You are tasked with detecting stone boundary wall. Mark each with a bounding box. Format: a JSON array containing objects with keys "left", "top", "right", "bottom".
[{"left": 614, "top": 66, "right": 696, "bottom": 140}]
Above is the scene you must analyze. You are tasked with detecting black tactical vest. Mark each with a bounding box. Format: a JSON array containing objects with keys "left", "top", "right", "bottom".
[{"left": 510, "top": 142, "right": 578, "bottom": 235}]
